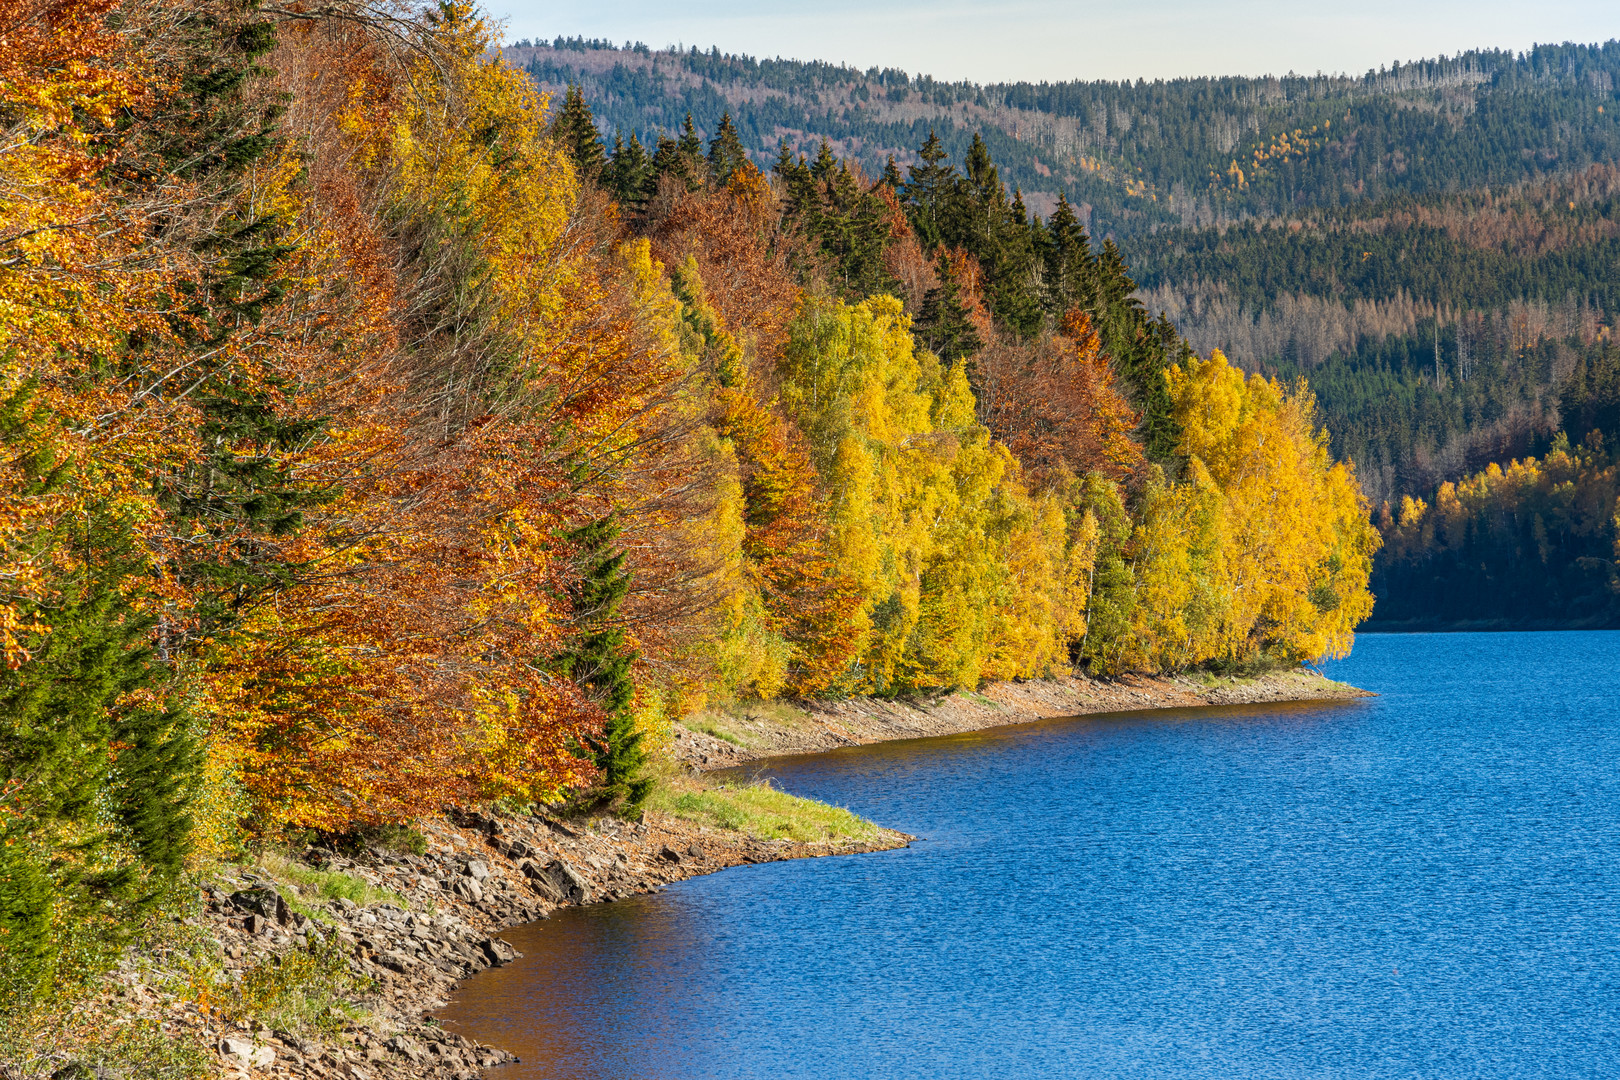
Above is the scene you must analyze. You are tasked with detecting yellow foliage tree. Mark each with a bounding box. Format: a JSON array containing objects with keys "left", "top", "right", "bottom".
[{"left": 1167, "top": 350, "right": 1379, "bottom": 664}]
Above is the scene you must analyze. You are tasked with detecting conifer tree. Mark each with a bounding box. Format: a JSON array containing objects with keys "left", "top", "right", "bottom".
[
  {"left": 915, "top": 255, "right": 984, "bottom": 365},
  {"left": 1043, "top": 194, "right": 1095, "bottom": 313},
  {"left": 652, "top": 115, "right": 706, "bottom": 191},
  {"left": 605, "top": 131, "right": 653, "bottom": 210},
  {"left": 880, "top": 155, "right": 903, "bottom": 188},
  {"left": 706, "top": 112, "right": 749, "bottom": 187},
  {"left": 553, "top": 84, "right": 605, "bottom": 182},
  {"left": 811, "top": 137, "right": 837, "bottom": 181},
  {"left": 555, "top": 516, "right": 651, "bottom": 814},
  {"left": 677, "top": 113, "right": 703, "bottom": 161},
  {"left": 902, "top": 129, "right": 957, "bottom": 249}
]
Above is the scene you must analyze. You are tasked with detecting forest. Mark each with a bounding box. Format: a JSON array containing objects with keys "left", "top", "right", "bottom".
[
  {"left": 1368, "top": 351, "right": 1620, "bottom": 628},
  {"left": 1133, "top": 165, "right": 1620, "bottom": 503},
  {"left": 518, "top": 36, "right": 1620, "bottom": 504},
  {"left": 511, "top": 36, "right": 1620, "bottom": 237},
  {"left": 2, "top": 0, "right": 1375, "bottom": 1020}
]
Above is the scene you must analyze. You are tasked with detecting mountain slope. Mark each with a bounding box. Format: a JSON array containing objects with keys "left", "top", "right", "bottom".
[{"left": 511, "top": 37, "right": 1620, "bottom": 239}]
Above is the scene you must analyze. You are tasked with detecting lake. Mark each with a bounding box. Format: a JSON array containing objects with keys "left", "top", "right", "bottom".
[{"left": 440, "top": 632, "right": 1620, "bottom": 1077}]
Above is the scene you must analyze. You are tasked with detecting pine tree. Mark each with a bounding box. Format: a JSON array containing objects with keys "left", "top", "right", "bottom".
[
  {"left": 553, "top": 85, "right": 605, "bottom": 182},
  {"left": 902, "top": 129, "right": 958, "bottom": 250},
  {"left": 554, "top": 517, "right": 651, "bottom": 814},
  {"left": 677, "top": 113, "right": 703, "bottom": 160},
  {"left": 1043, "top": 193, "right": 1095, "bottom": 314},
  {"left": 914, "top": 255, "right": 984, "bottom": 365},
  {"left": 706, "top": 112, "right": 749, "bottom": 187},
  {"left": 651, "top": 115, "right": 706, "bottom": 191},
  {"left": 880, "top": 155, "right": 903, "bottom": 189},
  {"left": 811, "top": 137, "right": 837, "bottom": 181},
  {"left": 605, "top": 131, "right": 652, "bottom": 210}
]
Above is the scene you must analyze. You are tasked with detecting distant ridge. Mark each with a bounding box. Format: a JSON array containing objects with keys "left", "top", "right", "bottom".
[{"left": 508, "top": 37, "right": 1620, "bottom": 239}]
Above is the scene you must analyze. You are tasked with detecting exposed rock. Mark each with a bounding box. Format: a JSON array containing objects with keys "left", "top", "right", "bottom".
[
  {"left": 230, "top": 884, "right": 289, "bottom": 925},
  {"left": 219, "top": 1037, "right": 275, "bottom": 1068}
]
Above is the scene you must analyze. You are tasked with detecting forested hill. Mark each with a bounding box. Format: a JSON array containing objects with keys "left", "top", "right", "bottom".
[
  {"left": 1135, "top": 165, "right": 1620, "bottom": 504},
  {"left": 509, "top": 37, "right": 1620, "bottom": 239}
]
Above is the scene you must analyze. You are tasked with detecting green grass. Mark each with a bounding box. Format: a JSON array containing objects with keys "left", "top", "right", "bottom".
[
  {"left": 680, "top": 698, "right": 824, "bottom": 750},
  {"left": 255, "top": 851, "right": 409, "bottom": 916},
  {"left": 648, "top": 773, "right": 893, "bottom": 845},
  {"left": 682, "top": 717, "right": 746, "bottom": 746}
]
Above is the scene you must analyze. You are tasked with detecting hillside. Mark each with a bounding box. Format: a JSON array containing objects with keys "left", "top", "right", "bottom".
[
  {"left": 510, "top": 37, "right": 1620, "bottom": 239},
  {"left": 4, "top": 0, "right": 1380, "bottom": 1062},
  {"left": 518, "top": 36, "right": 1620, "bottom": 504},
  {"left": 1135, "top": 166, "right": 1620, "bottom": 502}
]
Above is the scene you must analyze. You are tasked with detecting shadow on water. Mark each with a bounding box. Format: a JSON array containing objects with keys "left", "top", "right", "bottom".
[{"left": 440, "top": 635, "right": 1620, "bottom": 1079}]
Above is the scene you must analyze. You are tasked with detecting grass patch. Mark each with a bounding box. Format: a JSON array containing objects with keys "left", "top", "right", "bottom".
[
  {"left": 648, "top": 772, "right": 891, "bottom": 845},
  {"left": 682, "top": 717, "right": 746, "bottom": 746},
  {"left": 255, "top": 851, "right": 408, "bottom": 915}
]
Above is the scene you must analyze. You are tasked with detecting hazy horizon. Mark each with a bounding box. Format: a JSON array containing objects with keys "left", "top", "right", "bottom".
[{"left": 496, "top": 0, "right": 1617, "bottom": 84}]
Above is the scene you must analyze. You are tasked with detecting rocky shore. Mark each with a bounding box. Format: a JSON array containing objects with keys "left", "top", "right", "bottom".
[
  {"left": 670, "top": 668, "right": 1371, "bottom": 767},
  {"left": 90, "top": 808, "right": 906, "bottom": 1080},
  {"left": 68, "top": 667, "right": 1362, "bottom": 1080}
]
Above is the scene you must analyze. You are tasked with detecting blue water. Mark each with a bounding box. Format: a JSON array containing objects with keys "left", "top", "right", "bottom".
[{"left": 442, "top": 633, "right": 1620, "bottom": 1078}]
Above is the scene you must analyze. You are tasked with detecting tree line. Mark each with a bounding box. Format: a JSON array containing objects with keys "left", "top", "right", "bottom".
[
  {"left": 510, "top": 37, "right": 1620, "bottom": 239},
  {"left": 1, "top": 0, "right": 1376, "bottom": 1014},
  {"left": 1371, "top": 348, "right": 1620, "bottom": 627}
]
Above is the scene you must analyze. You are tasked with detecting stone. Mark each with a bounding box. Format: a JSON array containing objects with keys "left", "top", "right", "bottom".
[
  {"left": 480, "top": 937, "right": 518, "bottom": 965},
  {"left": 451, "top": 876, "right": 482, "bottom": 902},
  {"left": 219, "top": 1038, "right": 276, "bottom": 1068},
  {"left": 657, "top": 846, "right": 682, "bottom": 864},
  {"left": 378, "top": 950, "right": 418, "bottom": 974},
  {"left": 384, "top": 1035, "right": 425, "bottom": 1063},
  {"left": 498, "top": 838, "right": 534, "bottom": 860},
  {"left": 686, "top": 843, "right": 704, "bottom": 858},
  {"left": 230, "top": 884, "right": 289, "bottom": 924},
  {"left": 463, "top": 858, "right": 490, "bottom": 881}
]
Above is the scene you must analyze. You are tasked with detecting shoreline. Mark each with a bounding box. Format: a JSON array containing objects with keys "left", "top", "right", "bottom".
[
  {"left": 671, "top": 668, "right": 1372, "bottom": 769},
  {"left": 77, "top": 668, "right": 1365, "bottom": 1080}
]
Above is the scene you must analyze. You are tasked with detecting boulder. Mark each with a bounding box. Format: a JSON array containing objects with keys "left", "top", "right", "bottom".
[
  {"left": 480, "top": 937, "right": 519, "bottom": 965},
  {"left": 378, "top": 950, "right": 418, "bottom": 974},
  {"left": 384, "top": 1035, "right": 424, "bottom": 1063},
  {"left": 463, "top": 858, "right": 490, "bottom": 881},
  {"left": 230, "top": 885, "right": 288, "bottom": 925},
  {"left": 219, "top": 1038, "right": 275, "bottom": 1068},
  {"left": 451, "top": 876, "right": 483, "bottom": 902},
  {"left": 543, "top": 859, "right": 591, "bottom": 902}
]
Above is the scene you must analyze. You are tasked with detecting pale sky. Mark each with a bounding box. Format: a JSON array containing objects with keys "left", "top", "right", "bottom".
[{"left": 493, "top": 0, "right": 1618, "bottom": 84}]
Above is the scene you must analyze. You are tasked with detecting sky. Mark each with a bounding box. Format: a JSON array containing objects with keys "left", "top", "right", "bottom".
[{"left": 493, "top": 0, "right": 1619, "bottom": 84}]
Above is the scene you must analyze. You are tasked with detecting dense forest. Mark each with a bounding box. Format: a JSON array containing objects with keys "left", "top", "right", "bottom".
[
  {"left": 1368, "top": 351, "right": 1620, "bottom": 628},
  {"left": 520, "top": 33, "right": 1620, "bottom": 629},
  {"left": 516, "top": 37, "right": 1620, "bottom": 503},
  {"left": 1135, "top": 166, "right": 1620, "bottom": 503},
  {"left": 511, "top": 36, "right": 1620, "bottom": 238},
  {"left": 2, "top": 0, "right": 1375, "bottom": 1025}
]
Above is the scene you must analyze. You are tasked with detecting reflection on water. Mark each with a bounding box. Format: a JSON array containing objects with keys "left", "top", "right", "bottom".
[{"left": 442, "top": 633, "right": 1620, "bottom": 1079}]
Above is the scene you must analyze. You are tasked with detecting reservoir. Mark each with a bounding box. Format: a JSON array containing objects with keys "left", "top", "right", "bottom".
[{"left": 441, "top": 632, "right": 1620, "bottom": 1077}]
